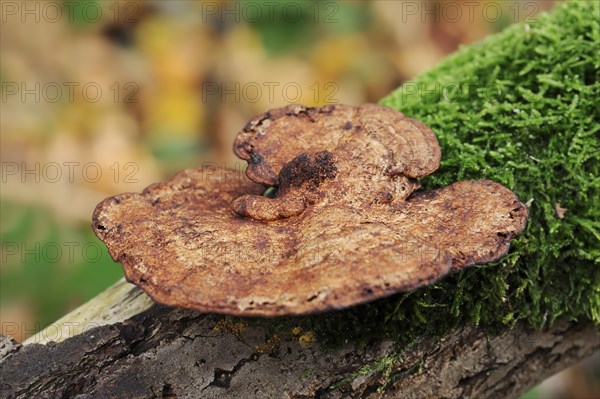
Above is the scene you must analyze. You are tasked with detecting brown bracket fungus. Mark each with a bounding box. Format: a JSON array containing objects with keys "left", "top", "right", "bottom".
[{"left": 93, "top": 103, "right": 528, "bottom": 316}]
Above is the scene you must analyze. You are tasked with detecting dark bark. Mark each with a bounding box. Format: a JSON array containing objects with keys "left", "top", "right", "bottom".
[{"left": 1, "top": 302, "right": 597, "bottom": 399}]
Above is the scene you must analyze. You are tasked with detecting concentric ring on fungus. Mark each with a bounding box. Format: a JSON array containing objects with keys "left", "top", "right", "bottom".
[{"left": 93, "top": 103, "right": 528, "bottom": 316}]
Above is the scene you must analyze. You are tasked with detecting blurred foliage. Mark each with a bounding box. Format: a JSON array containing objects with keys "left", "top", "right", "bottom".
[
  {"left": 1, "top": 200, "right": 122, "bottom": 335},
  {"left": 250, "top": 0, "right": 369, "bottom": 54}
]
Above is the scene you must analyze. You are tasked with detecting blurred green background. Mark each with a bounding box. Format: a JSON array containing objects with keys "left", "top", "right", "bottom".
[{"left": 1, "top": 1, "right": 596, "bottom": 397}]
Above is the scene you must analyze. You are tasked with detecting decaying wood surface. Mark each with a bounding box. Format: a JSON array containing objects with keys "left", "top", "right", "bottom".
[{"left": 1, "top": 278, "right": 598, "bottom": 398}]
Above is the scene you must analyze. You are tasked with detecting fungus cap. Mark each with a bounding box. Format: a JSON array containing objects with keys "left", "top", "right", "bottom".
[{"left": 93, "top": 104, "right": 528, "bottom": 316}]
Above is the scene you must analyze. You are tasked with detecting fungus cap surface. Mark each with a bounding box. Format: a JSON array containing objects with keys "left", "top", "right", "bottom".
[{"left": 93, "top": 104, "right": 528, "bottom": 316}]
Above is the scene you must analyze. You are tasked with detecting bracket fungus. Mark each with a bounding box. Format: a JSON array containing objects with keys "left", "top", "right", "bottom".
[{"left": 93, "top": 103, "right": 528, "bottom": 316}]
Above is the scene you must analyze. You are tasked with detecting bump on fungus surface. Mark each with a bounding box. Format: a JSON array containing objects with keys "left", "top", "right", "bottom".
[{"left": 93, "top": 104, "right": 527, "bottom": 316}]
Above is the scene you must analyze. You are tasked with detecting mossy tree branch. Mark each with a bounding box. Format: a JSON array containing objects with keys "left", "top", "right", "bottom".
[{"left": 1, "top": 2, "right": 598, "bottom": 398}]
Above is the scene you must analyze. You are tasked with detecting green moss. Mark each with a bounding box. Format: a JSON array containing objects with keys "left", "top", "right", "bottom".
[
  {"left": 295, "top": 0, "right": 600, "bottom": 349},
  {"left": 381, "top": 0, "right": 599, "bottom": 329}
]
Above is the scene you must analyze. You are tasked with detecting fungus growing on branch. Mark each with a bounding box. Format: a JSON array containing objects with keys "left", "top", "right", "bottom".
[{"left": 93, "top": 104, "right": 527, "bottom": 316}]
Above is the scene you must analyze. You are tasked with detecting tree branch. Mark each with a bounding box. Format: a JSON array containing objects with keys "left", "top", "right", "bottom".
[{"left": 1, "top": 280, "right": 597, "bottom": 398}]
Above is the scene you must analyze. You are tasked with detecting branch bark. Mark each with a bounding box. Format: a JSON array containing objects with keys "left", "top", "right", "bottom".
[{"left": 0, "top": 279, "right": 598, "bottom": 398}]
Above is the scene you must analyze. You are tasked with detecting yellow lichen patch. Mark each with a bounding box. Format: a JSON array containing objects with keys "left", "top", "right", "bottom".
[
  {"left": 254, "top": 334, "right": 281, "bottom": 354},
  {"left": 212, "top": 318, "right": 247, "bottom": 336},
  {"left": 299, "top": 331, "right": 317, "bottom": 347}
]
